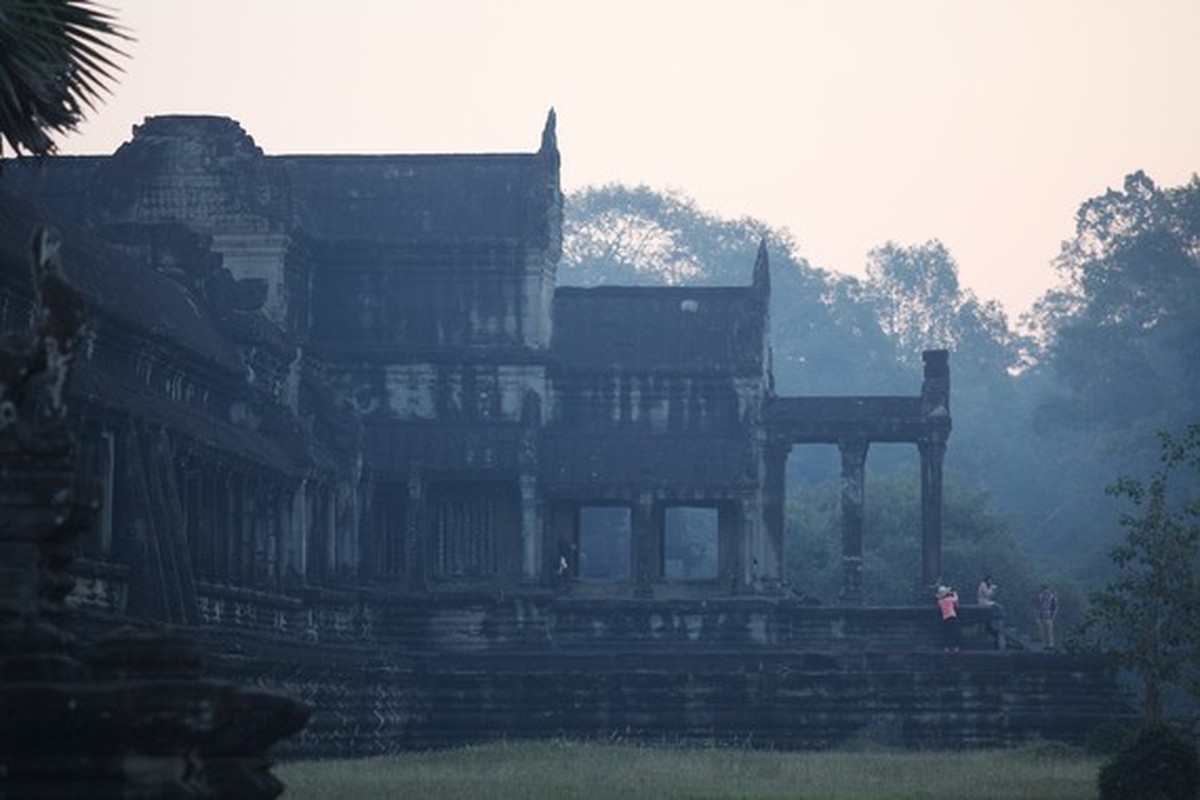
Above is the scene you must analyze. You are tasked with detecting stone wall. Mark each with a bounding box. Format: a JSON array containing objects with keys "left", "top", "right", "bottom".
[{"left": 137, "top": 592, "right": 1138, "bottom": 757}]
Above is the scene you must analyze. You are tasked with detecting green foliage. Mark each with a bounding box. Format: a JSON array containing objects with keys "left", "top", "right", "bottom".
[
  {"left": 279, "top": 741, "right": 1103, "bottom": 800},
  {"left": 864, "top": 240, "right": 1028, "bottom": 372},
  {"left": 786, "top": 470, "right": 1052, "bottom": 618},
  {"left": 1082, "top": 424, "right": 1200, "bottom": 724},
  {"left": 1098, "top": 724, "right": 1199, "bottom": 800},
  {"left": 563, "top": 184, "right": 781, "bottom": 287},
  {"left": 858, "top": 241, "right": 1056, "bottom": 559},
  {"left": 1002, "top": 171, "right": 1200, "bottom": 580},
  {"left": 0, "top": 0, "right": 129, "bottom": 157},
  {"left": 1032, "top": 172, "right": 1200, "bottom": 460},
  {"left": 1085, "top": 720, "right": 1139, "bottom": 756}
]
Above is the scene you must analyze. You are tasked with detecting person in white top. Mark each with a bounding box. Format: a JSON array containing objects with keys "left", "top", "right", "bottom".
[{"left": 977, "top": 574, "right": 1005, "bottom": 649}]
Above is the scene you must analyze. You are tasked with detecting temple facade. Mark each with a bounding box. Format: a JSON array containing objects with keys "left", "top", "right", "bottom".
[
  {"left": 0, "top": 113, "right": 949, "bottom": 623},
  {"left": 5, "top": 116, "right": 1141, "bottom": 757}
]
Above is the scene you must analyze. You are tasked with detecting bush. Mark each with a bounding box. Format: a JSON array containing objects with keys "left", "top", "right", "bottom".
[
  {"left": 1086, "top": 720, "right": 1138, "bottom": 756},
  {"left": 1098, "top": 725, "right": 1199, "bottom": 800}
]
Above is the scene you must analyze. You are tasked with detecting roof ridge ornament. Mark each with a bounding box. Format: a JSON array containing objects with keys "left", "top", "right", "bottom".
[
  {"left": 540, "top": 108, "right": 560, "bottom": 169},
  {"left": 753, "top": 237, "right": 770, "bottom": 297}
]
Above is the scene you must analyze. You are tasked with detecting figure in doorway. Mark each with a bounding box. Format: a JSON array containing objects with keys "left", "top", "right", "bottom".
[
  {"left": 555, "top": 536, "right": 576, "bottom": 586},
  {"left": 1035, "top": 584, "right": 1058, "bottom": 650}
]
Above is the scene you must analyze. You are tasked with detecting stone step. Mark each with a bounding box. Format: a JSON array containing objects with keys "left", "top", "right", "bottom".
[
  {"left": 195, "top": 629, "right": 1136, "bottom": 757},
  {"left": 174, "top": 596, "right": 1137, "bottom": 758}
]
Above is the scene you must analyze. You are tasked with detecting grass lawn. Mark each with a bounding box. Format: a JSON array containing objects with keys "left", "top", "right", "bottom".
[{"left": 278, "top": 741, "right": 1102, "bottom": 799}]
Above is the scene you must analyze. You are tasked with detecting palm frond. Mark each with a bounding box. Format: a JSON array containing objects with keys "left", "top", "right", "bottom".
[{"left": 0, "top": 0, "right": 130, "bottom": 158}]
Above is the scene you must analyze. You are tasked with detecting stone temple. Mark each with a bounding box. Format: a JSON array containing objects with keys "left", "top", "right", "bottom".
[{"left": 0, "top": 112, "right": 1130, "bottom": 755}]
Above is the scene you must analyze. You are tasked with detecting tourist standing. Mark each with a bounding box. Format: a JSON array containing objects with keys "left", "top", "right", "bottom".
[
  {"left": 937, "top": 585, "right": 960, "bottom": 652},
  {"left": 977, "top": 574, "right": 1005, "bottom": 649}
]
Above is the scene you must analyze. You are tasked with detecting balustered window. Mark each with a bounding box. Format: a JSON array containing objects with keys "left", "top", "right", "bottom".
[
  {"left": 371, "top": 484, "right": 408, "bottom": 577},
  {"left": 430, "top": 482, "right": 516, "bottom": 578}
]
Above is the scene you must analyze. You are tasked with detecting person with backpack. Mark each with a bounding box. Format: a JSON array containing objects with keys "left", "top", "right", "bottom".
[{"left": 1035, "top": 584, "right": 1059, "bottom": 650}]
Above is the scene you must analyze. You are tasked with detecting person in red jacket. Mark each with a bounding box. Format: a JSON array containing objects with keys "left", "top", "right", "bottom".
[{"left": 937, "top": 585, "right": 960, "bottom": 652}]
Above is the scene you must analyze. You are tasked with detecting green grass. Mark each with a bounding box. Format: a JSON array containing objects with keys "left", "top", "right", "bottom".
[{"left": 278, "top": 741, "right": 1102, "bottom": 799}]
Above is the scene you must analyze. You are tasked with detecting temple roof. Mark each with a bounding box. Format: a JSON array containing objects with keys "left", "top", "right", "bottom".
[
  {"left": 0, "top": 190, "right": 242, "bottom": 374},
  {"left": 281, "top": 153, "right": 549, "bottom": 241},
  {"left": 1, "top": 113, "right": 560, "bottom": 245}
]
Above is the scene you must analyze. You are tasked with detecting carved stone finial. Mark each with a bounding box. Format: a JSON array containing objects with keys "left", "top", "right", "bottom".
[
  {"left": 541, "top": 108, "right": 557, "bottom": 152},
  {"left": 753, "top": 237, "right": 770, "bottom": 297},
  {"left": 539, "top": 108, "right": 560, "bottom": 171},
  {"left": 0, "top": 226, "right": 87, "bottom": 437}
]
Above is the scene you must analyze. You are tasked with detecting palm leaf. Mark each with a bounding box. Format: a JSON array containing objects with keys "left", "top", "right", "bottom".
[{"left": 0, "top": 0, "right": 130, "bottom": 158}]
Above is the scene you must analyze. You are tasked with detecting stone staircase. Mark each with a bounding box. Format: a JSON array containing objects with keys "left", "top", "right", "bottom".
[{"left": 186, "top": 592, "right": 1136, "bottom": 757}]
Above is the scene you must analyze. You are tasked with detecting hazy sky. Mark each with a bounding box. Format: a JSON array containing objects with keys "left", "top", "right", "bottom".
[{"left": 61, "top": 0, "right": 1200, "bottom": 318}]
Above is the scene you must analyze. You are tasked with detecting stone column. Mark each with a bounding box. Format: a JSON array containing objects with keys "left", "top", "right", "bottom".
[
  {"left": 519, "top": 473, "right": 539, "bottom": 580},
  {"left": 839, "top": 437, "right": 869, "bottom": 605},
  {"left": 517, "top": 416, "right": 541, "bottom": 581},
  {"left": 919, "top": 349, "right": 951, "bottom": 596},
  {"left": 717, "top": 501, "right": 740, "bottom": 588},
  {"left": 406, "top": 469, "right": 425, "bottom": 590},
  {"left": 632, "top": 493, "right": 657, "bottom": 597},
  {"left": 288, "top": 478, "right": 309, "bottom": 584},
  {"left": 761, "top": 440, "right": 790, "bottom": 585},
  {"left": 919, "top": 436, "right": 947, "bottom": 593},
  {"left": 226, "top": 470, "right": 241, "bottom": 582}
]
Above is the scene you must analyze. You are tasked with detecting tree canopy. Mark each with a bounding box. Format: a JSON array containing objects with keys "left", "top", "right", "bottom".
[
  {"left": 1081, "top": 424, "right": 1200, "bottom": 724},
  {"left": 1032, "top": 172, "right": 1200, "bottom": 458},
  {"left": 1012, "top": 172, "right": 1200, "bottom": 568},
  {"left": 864, "top": 240, "right": 1027, "bottom": 372}
]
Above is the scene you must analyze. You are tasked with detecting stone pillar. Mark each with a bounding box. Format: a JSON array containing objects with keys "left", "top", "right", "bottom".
[
  {"left": 332, "top": 467, "right": 362, "bottom": 580},
  {"left": 717, "top": 501, "right": 740, "bottom": 588},
  {"left": 632, "top": 493, "right": 657, "bottom": 597},
  {"left": 519, "top": 473, "right": 539, "bottom": 579},
  {"left": 517, "top": 408, "right": 541, "bottom": 582},
  {"left": 405, "top": 469, "right": 425, "bottom": 590},
  {"left": 839, "top": 437, "right": 869, "bottom": 605},
  {"left": 288, "top": 478, "right": 308, "bottom": 584},
  {"left": 761, "top": 440, "right": 790, "bottom": 586},
  {"left": 919, "top": 436, "right": 947, "bottom": 593},
  {"left": 919, "top": 349, "right": 951, "bottom": 596},
  {"left": 225, "top": 470, "right": 241, "bottom": 582}
]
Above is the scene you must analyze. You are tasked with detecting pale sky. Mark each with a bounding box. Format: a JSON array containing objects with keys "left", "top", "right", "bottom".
[{"left": 60, "top": 0, "right": 1200, "bottom": 318}]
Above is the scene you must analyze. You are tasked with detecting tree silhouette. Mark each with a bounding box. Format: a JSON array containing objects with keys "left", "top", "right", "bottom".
[{"left": 1083, "top": 424, "right": 1200, "bottom": 724}]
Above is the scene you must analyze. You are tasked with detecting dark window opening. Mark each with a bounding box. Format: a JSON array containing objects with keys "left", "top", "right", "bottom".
[{"left": 578, "top": 505, "right": 631, "bottom": 579}]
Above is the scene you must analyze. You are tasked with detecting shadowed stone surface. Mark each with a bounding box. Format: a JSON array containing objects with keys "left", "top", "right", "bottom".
[{"left": 0, "top": 231, "right": 308, "bottom": 798}]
